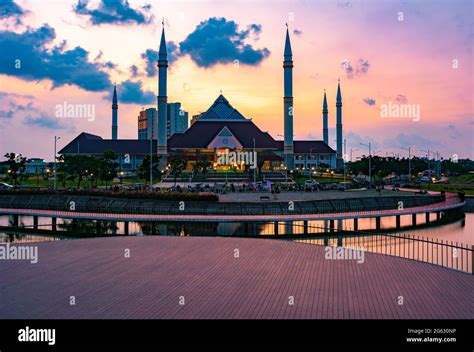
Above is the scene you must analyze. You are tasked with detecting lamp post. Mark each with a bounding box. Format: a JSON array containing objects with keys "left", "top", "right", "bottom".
[
  {"left": 53, "top": 136, "right": 60, "bottom": 191},
  {"left": 277, "top": 132, "right": 291, "bottom": 186},
  {"left": 350, "top": 148, "right": 359, "bottom": 163},
  {"left": 435, "top": 151, "right": 441, "bottom": 177},
  {"left": 360, "top": 142, "right": 372, "bottom": 187},
  {"left": 401, "top": 146, "right": 411, "bottom": 180},
  {"left": 149, "top": 137, "right": 153, "bottom": 192},
  {"left": 421, "top": 149, "right": 431, "bottom": 172},
  {"left": 343, "top": 139, "right": 347, "bottom": 188},
  {"left": 253, "top": 137, "right": 256, "bottom": 184}
]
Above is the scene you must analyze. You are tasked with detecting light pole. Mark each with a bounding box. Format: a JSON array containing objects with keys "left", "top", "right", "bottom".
[
  {"left": 421, "top": 149, "right": 431, "bottom": 172},
  {"left": 350, "top": 148, "right": 359, "bottom": 163},
  {"left": 435, "top": 151, "right": 441, "bottom": 177},
  {"left": 253, "top": 137, "right": 256, "bottom": 185},
  {"left": 278, "top": 132, "right": 294, "bottom": 181},
  {"left": 401, "top": 146, "right": 411, "bottom": 180},
  {"left": 343, "top": 139, "right": 347, "bottom": 188},
  {"left": 149, "top": 137, "right": 153, "bottom": 192},
  {"left": 53, "top": 136, "right": 60, "bottom": 190},
  {"left": 360, "top": 142, "right": 372, "bottom": 187}
]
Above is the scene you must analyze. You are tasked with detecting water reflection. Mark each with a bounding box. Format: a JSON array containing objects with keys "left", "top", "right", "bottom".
[{"left": 0, "top": 213, "right": 470, "bottom": 245}]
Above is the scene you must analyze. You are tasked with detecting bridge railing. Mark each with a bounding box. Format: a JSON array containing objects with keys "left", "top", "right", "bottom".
[
  {"left": 286, "top": 223, "right": 473, "bottom": 274},
  {"left": 0, "top": 194, "right": 450, "bottom": 216}
]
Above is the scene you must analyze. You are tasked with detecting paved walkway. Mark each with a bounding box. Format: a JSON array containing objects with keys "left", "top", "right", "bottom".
[
  {"left": 219, "top": 189, "right": 416, "bottom": 202},
  {"left": 0, "top": 236, "right": 472, "bottom": 319}
]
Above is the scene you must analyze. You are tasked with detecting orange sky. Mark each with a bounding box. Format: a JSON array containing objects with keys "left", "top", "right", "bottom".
[{"left": 0, "top": 0, "right": 472, "bottom": 160}]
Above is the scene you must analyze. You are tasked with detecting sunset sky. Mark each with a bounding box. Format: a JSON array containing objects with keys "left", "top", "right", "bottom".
[{"left": 0, "top": 0, "right": 472, "bottom": 160}]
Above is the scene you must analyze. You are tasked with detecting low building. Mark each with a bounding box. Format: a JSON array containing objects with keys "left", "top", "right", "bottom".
[
  {"left": 25, "top": 158, "right": 49, "bottom": 174},
  {"left": 59, "top": 133, "right": 157, "bottom": 172}
]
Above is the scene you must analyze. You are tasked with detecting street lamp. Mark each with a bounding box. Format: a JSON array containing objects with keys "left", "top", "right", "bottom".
[
  {"left": 360, "top": 142, "right": 372, "bottom": 187},
  {"left": 401, "top": 146, "right": 411, "bottom": 180},
  {"left": 53, "top": 136, "right": 60, "bottom": 191},
  {"left": 350, "top": 148, "right": 359, "bottom": 163},
  {"left": 119, "top": 171, "right": 124, "bottom": 187},
  {"left": 149, "top": 138, "right": 153, "bottom": 192},
  {"left": 434, "top": 151, "right": 441, "bottom": 177},
  {"left": 253, "top": 137, "right": 256, "bottom": 184},
  {"left": 421, "top": 149, "right": 431, "bottom": 172},
  {"left": 341, "top": 139, "right": 347, "bottom": 188}
]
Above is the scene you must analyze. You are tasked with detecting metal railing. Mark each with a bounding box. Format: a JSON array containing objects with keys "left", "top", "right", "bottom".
[
  {"left": 288, "top": 223, "right": 473, "bottom": 274},
  {"left": 0, "top": 194, "right": 449, "bottom": 216},
  {"left": 0, "top": 215, "right": 471, "bottom": 273}
]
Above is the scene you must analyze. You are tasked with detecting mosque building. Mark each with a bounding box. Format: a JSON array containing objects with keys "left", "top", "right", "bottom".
[{"left": 60, "top": 25, "right": 342, "bottom": 174}]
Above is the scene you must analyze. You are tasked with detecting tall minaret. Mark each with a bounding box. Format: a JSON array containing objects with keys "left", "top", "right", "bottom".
[
  {"left": 111, "top": 84, "right": 118, "bottom": 140},
  {"left": 322, "top": 90, "right": 328, "bottom": 145},
  {"left": 283, "top": 24, "right": 294, "bottom": 170},
  {"left": 336, "top": 79, "right": 343, "bottom": 169},
  {"left": 157, "top": 21, "right": 168, "bottom": 162}
]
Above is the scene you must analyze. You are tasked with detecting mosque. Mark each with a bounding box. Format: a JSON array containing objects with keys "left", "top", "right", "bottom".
[{"left": 60, "top": 26, "right": 343, "bottom": 175}]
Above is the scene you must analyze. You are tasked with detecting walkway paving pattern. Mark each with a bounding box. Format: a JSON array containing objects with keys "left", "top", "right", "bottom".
[{"left": 1, "top": 236, "right": 472, "bottom": 319}]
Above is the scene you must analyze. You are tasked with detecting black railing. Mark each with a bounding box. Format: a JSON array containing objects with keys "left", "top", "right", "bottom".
[
  {"left": 287, "top": 223, "right": 473, "bottom": 274},
  {"left": 0, "top": 216, "right": 471, "bottom": 273},
  {"left": 0, "top": 194, "right": 449, "bottom": 216}
]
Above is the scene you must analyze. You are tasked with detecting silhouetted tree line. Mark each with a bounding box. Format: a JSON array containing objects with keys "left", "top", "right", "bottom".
[{"left": 348, "top": 156, "right": 473, "bottom": 179}]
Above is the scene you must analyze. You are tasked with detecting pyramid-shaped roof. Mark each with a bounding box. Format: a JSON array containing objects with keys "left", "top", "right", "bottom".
[{"left": 198, "top": 95, "right": 248, "bottom": 121}]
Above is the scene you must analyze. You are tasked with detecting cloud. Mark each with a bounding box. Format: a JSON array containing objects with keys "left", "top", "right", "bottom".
[
  {"left": 447, "top": 124, "right": 462, "bottom": 139},
  {"left": 344, "top": 131, "right": 380, "bottom": 150},
  {"left": 93, "top": 51, "right": 117, "bottom": 69},
  {"left": 102, "top": 61, "right": 116, "bottom": 69},
  {"left": 341, "top": 59, "right": 354, "bottom": 77},
  {"left": 129, "top": 64, "right": 139, "bottom": 78},
  {"left": 107, "top": 80, "right": 155, "bottom": 104},
  {"left": 337, "top": 1, "right": 352, "bottom": 8},
  {"left": 24, "top": 113, "right": 72, "bottom": 130},
  {"left": 140, "top": 43, "right": 179, "bottom": 77},
  {"left": 0, "top": 91, "right": 34, "bottom": 99},
  {"left": 73, "top": 0, "right": 152, "bottom": 25},
  {"left": 0, "top": 109, "right": 13, "bottom": 118},
  {"left": 341, "top": 58, "right": 370, "bottom": 78},
  {"left": 383, "top": 133, "right": 441, "bottom": 149},
  {"left": 0, "top": 25, "right": 111, "bottom": 92},
  {"left": 178, "top": 17, "right": 270, "bottom": 68},
  {"left": 363, "top": 98, "right": 376, "bottom": 106},
  {"left": 141, "top": 49, "right": 158, "bottom": 77},
  {"left": 293, "top": 29, "right": 303, "bottom": 38},
  {"left": 395, "top": 94, "right": 407, "bottom": 103},
  {"left": 0, "top": 98, "right": 37, "bottom": 119},
  {"left": 0, "top": 0, "right": 25, "bottom": 19}
]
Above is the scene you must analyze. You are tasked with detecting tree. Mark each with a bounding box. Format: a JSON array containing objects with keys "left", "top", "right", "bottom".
[
  {"left": 58, "top": 155, "right": 98, "bottom": 189},
  {"left": 169, "top": 157, "right": 187, "bottom": 186},
  {"left": 99, "top": 150, "right": 119, "bottom": 189},
  {"left": 193, "top": 155, "right": 210, "bottom": 180},
  {"left": 4, "top": 153, "right": 26, "bottom": 187},
  {"left": 138, "top": 154, "right": 161, "bottom": 186}
]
